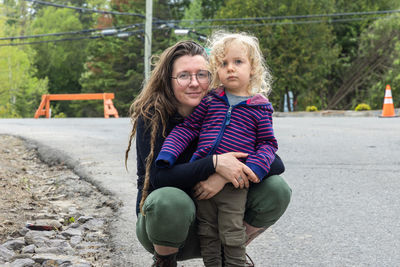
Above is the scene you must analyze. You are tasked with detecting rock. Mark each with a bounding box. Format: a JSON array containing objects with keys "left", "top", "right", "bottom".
[
  {"left": 3, "top": 239, "right": 25, "bottom": 251},
  {"left": 24, "top": 231, "right": 55, "bottom": 247},
  {"left": 21, "top": 245, "right": 35, "bottom": 254},
  {"left": 32, "top": 253, "right": 81, "bottom": 264},
  {"left": 82, "top": 219, "right": 104, "bottom": 231},
  {"left": 0, "top": 244, "right": 15, "bottom": 261},
  {"left": 70, "top": 236, "right": 82, "bottom": 248},
  {"left": 10, "top": 258, "right": 35, "bottom": 267},
  {"left": 72, "top": 263, "right": 92, "bottom": 267},
  {"left": 77, "top": 216, "right": 93, "bottom": 224},
  {"left": 9, "top": 253, "right": 33, "bottom": 260},
  {"left": 61, "top": 228, "right": 82, "bottom": 238},
  {"left": 34, "top": 213, "right": 59, "bottom": 220},
  {"left": 68, "top": 222, "right": 81, "bottom": 229},
  {"left": 34, "top": 239, "right": 73, "bottom": 255},
  {"left": 18, "top": 228, "right": 29, "bottom": 237}
]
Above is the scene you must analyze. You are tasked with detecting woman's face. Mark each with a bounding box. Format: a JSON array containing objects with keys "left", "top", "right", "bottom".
[{"left": 171, "top": 55, "right": 209, "bottom": 117}]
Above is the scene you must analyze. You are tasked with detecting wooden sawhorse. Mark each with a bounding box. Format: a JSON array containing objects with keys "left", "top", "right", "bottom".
[{"left": 34, "top": 93, "right": 119, "bottom": 118}]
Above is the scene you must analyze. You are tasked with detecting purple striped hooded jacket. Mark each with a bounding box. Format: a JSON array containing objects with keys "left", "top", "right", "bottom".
[{"left": 155, "top": 87, "right": 278, "bottom": 180}]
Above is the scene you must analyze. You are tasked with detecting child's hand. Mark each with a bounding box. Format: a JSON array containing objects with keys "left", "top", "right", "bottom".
[
  {"left": 242, "top": 165, "right": 260, "bottom": 184},
  {"left": 193, "top": 173, "right": 228, "bottom": 200},
  {"left": 246, "top": 173, "right": 260, "bottom": 183}
]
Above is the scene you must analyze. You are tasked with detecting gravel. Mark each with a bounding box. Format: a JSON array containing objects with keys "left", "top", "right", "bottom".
[{"left": 0, "top": 135, "right": 117, "bottom": 266}]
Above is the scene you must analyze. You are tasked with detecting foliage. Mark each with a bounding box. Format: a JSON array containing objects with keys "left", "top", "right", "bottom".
[
  {"left": 306, "top": 105, "right": 318, "bottom": 112},
  {"left": 0, "top": 12, "right": 48, "bottom": 118},
  {"left": 354, "top": 103, "right": 371, "bottom": 111},
  {"left": 79, "top": 0, "right": 191, "bottom": 117},
  {"left": 328, "top": 14, "right": 400, "bottom": 110},
  {"left": 357, "top": 15, "right": 400, "bottom": 110},
  {"left": 28, "top": 7, "right": 88, "bottom": 116},
  {"left": 54, "top": 112, "right": 67, "bottom": 118},
  {"left": 214, "top": 0, "right": 339, "bottom": 111},
  {"left": 2, "top": 0, "right": 400, "bottom": 117}
]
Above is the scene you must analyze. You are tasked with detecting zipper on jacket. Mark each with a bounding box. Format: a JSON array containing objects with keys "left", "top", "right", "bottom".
[
  {"left": 225, "top": 105, "right": 233, "bottom": 126},
  {"left": 209, "top": 105, "right": 233, "bottom": 155}
]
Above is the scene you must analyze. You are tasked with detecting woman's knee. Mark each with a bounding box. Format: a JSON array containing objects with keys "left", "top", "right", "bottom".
[
  {"left": 142, "top": 187, "right": 196, "bottom": 246},
  {"left": 144, "top": 187, "right": 196, "bottom": 220},
  {"left": 266, "top": 175, "right": 292, "bottom": 210},
  {"left": 245, "top": 175, "right": 292, "bottom": 228}
]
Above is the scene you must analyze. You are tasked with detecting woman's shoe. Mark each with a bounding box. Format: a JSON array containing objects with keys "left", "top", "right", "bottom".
[
  {"left": 245, "top": 253, "right": 255, "bottom": 267},
  {"left": 151, "top": 252, "right": 178, "bottom": 267}
]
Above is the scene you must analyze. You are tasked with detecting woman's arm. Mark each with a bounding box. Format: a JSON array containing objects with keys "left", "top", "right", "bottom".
[
  {"left": 137, "top": 115, "right": 216, "bottom": 190},
  {"left": 193, "top": 154, "right": 285, "bottom": 200},
  {"left": 267, "top": 154, "right": 285, "bottom": 177},
  {"left": 137, "top": 116, "right": 284, "bottom": 191}
]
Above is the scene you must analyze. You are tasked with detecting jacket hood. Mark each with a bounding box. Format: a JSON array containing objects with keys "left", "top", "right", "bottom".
[{"left": 212, "top": 87, "right": 273, "bottom": 111}]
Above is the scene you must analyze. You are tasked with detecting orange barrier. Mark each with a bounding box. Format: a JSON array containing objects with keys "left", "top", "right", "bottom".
[
  {"left": 34, "top": 93, "right": 119, "bottom": 119},
  {"left": 380, "top": 85, "right": 397, "bottom": 118}
]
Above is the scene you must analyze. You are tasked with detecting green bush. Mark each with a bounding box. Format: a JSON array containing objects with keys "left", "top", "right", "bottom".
[
  {"left": 355, "top": 103, "right": 371, "bottom": 111},
  {"left": 54, "top": 112, "right": 67, "bottom": 118},
  {"left": 306, "top": 105, "right": 318, "bottom": 112}
]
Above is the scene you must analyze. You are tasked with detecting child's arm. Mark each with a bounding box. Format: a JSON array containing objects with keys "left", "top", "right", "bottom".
[
  {"left": 246, "top": 110, "right": 278, "bottom": 181},
  {"left": 155, "top": 96, "right": 210, "bottom": 167}
]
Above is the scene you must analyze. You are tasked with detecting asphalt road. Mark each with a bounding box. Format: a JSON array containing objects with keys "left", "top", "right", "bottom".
[{"left": 1, "top": 116, "right": 399, "bottom": 266}]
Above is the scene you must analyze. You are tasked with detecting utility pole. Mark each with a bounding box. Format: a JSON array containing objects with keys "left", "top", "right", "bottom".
[{"left": 144, "top": 0, "right": 152, "bottom": 81}]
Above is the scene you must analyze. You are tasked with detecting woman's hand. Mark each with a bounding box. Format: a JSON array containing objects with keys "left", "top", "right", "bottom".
[
  {"left": 193, "top": 173, "right": 228, "bottom": 200},
  {"left": 214, "top": 152, "right": 259, "bottom": 189}
]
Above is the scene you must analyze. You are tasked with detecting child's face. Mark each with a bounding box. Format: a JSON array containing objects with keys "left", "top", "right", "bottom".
[{"left": 217, "top": 41, "right": 252, "bottom": 96}]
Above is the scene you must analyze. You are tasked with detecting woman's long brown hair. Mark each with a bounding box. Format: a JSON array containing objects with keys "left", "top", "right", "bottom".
[{"left": 125, "top": 40, "right": 207, "bottom": 215}]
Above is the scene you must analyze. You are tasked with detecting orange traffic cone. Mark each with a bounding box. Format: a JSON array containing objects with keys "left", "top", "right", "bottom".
[{"left": 380, "top": 85, "right": 397, "bottom": 117}]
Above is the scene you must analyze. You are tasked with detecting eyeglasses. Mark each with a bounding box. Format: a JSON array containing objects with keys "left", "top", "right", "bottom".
[{"left": 171, "top": 70, "right": 211, "bottom": 86}]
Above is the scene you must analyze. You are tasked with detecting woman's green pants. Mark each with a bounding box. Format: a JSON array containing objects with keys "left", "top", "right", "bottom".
[{"left": 136, "top": 175, "right": 291, "bottom": 261}]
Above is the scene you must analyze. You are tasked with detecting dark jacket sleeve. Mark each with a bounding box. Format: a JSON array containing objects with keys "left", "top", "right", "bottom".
[
  {"left": 265, "top": 154, "right": 285, "bottom": 177},
  {"left": 136, "top": 116, "right": 215, "bottom": 191}
]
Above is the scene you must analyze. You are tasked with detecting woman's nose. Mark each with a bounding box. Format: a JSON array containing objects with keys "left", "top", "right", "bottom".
[{"left": 189, "top": 74, "right": 200, "bottom": 86}]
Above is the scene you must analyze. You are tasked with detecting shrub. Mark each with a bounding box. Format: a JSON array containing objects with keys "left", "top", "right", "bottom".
[
  {"left": 306, "top": 105, "right": 318, "bottom": 112},
  {"left": 355, "top": 103, "right": 371, "bottom": 111},
  {"left": 54, "top": 112, "right": 67, "bottom": 118}
]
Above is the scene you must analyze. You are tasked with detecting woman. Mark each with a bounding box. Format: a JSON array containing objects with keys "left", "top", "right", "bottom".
[{"left": 125, "top": 40, "right": 291, "bottom": 267}]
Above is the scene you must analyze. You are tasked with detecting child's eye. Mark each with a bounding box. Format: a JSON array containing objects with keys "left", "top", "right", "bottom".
[
  {"left": 235, "top": 59, "right": 242, "bottom": 65},
  {"left": 221, "top": 61, "right": 227, "bottom": 67}
]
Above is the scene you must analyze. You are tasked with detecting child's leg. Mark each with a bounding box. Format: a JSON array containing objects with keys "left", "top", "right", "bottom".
[
  {"left": 214, "top": 184, "right": 248, "bottom": 266},
  {"left": 196, "top": 197, "right": 222, "bottom": 267}
]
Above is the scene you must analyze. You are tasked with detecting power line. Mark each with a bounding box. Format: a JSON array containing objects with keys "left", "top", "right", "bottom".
[
  {"left": 160, "top": 9, "right": 400, "bottom": 25},
  {"left": 175, "top": 15, "right": 398, "bottom": 30},
  {"left": 23, "top": 0, "right": 145, "bottom": 18},
  {"left": 0, "top": 14, "right": 394, "bottom": 45},
  {"left": 0, "top": 29, "right": 144, "bottom": 47},
  {"left": 2, "top": 8, "right": 398, "bottom": 44},
  {"left": 0, "top": 24, "right": 143, "bottom": 41}
]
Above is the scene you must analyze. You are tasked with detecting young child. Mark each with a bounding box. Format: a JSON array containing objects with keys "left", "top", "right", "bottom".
[{"left": 156, "top": 31, "right": 277, "bottom": 266}]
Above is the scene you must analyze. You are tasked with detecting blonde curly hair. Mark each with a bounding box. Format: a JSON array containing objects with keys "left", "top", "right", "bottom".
[{"left": 208, "top": 31, "right": 272, "bottom": 96}]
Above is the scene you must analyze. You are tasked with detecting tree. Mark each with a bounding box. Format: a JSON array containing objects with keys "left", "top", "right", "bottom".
[
  {"left": 79, "top": 0, "right": 191, "bottom": 117},
  {"left": 327, "top": 14, "right": 400, "bottom": 109},
  {"left": 214, "top": 0, "right": 339, "bottom": 111},
  {"left": 30, "top": 7, "right": 88, "bottom": 116},
  {"left": 0, "top": 10, "right": 48, "bottom": 118},
  {"left": 328, "top": 0, "right": 400, "bottom": 109}
]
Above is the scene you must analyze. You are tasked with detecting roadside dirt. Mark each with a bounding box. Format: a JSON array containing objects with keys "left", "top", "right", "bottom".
[
  {"left": 0, "top": 134, "right": 49, "bottom": 241},
  {"left": 0, "top": 134, "right": 115, "bottom": 265}
]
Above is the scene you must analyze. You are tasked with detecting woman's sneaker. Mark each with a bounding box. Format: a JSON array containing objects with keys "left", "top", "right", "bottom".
[
  {"left": 151, "top": 252, "right": 178, "bottom": 267},
  {"left": 245, "top": 253, "right": 255, "bottom": 267}
]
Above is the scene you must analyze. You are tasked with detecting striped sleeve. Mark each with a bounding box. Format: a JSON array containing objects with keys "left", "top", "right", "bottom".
[
  {"left": 155, "top": 96, "right": 210, "bottom": 168},
  {"left": 246, "top": 109, "right": 278, "bottom": 180}
]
